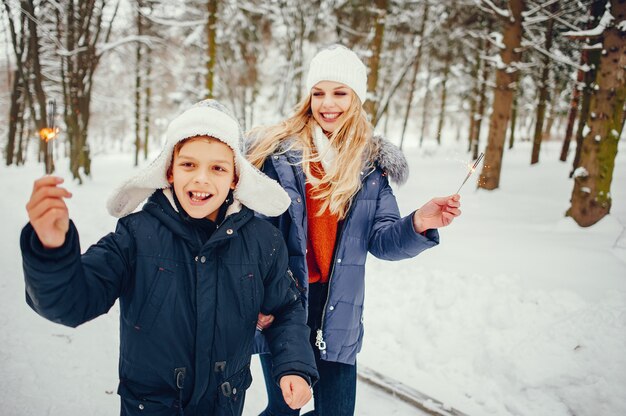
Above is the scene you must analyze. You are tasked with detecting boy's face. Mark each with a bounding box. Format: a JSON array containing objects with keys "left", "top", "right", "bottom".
[{"left": 167, "top": 136, "right": 237, "bottom": 221}]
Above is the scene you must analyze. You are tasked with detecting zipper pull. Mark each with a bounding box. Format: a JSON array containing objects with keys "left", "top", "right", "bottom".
[{"left": 315, "top": 329, "right": 326, "bottom": 351}]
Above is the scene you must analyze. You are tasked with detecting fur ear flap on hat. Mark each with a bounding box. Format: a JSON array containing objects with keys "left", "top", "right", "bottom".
[{"left": 107, "top": 99, "right": 291, "bottom": 218}]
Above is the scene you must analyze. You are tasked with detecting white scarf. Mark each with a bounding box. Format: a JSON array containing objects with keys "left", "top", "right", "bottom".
[{"left": 313, "top": 124, "right": 337, "bottom": 173}]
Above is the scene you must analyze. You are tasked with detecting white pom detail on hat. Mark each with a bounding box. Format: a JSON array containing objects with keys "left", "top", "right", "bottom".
[
  {"left": 305, "top": 44, "right": 368, "bottom": 104},
  {"left": 106, "top": 99, "right": 291, "bottom": 218}
]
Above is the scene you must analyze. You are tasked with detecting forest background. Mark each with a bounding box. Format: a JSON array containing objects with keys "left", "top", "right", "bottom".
[
  {"left": 1, "top": 0, "right": 625, "bottom": 229},
  {"left": 1, "top": 2, "right": 625, "bottom": 415}
]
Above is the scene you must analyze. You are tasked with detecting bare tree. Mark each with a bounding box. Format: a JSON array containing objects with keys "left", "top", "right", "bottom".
[{"left": 58, "top": 0, "right": 120, "bottom": 183}]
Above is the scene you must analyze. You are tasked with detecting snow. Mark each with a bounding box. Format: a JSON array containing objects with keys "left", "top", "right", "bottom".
[
  {"left": 573, "top": 167, "right": 589, "bottom": 178},
  {"left": 1, "top": 140, "right": 625, "bottom": 416},
  {"left": 562, "top": 8, "right": 614, "bottom": 38}
]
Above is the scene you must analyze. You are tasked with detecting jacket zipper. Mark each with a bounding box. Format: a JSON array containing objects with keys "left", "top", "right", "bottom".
[{"left": 315, "top": 166, "right": 376, "bottom": 354}]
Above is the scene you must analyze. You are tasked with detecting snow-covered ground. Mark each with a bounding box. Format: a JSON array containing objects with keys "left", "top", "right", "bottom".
[{"left": 0, "top": 139, "right": 624, "bottom": 416}]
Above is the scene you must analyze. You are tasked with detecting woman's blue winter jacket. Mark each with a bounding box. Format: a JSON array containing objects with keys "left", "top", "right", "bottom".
[
  {"left": 20, "top": 190, "right": 317, "bottom": 416},
  {"left": 257, "top": 137, "right": 440, "bottom": 365}
]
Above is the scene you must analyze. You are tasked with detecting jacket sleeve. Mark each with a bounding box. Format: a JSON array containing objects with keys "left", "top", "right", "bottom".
[
  {"left": 367, "top": 174, "right": 440, "bottom": 260},
  {"left": 21, "top": 219, "right": 134, "bottom": 328},
  {"left": 259, "top": 228, "right": 318, "bottom": 386}
]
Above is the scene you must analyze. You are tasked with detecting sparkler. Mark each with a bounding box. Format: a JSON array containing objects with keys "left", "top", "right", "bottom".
[
  {"left": 39, "top": 99, "right": 57, "bottom": 174},
  {"left": 455, "top": 152, "right": 484, "bottom": 194}
]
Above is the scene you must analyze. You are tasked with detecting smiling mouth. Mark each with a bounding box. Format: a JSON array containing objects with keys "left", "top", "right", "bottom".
[
  {"left": 320, "top": 112, "right": 341, "bottom": 122},
  {"left": 188, "top": 191, "right": 212, "bottom": 204}
]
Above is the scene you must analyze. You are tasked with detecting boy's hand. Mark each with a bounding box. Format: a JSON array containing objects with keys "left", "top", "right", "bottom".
[
  {"left": 279, "top": 375, "right": 312, "bottom": 410},
  {"left": 26, "top": 176, "right": 72, "bottom": 249},
  {"left": 256, "top": 313, "right": 275, "bottom": 331}
]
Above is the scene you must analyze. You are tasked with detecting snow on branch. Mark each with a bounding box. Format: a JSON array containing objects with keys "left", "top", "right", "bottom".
[
  {"left": 562, "top": 8, "right": 614, "bottom": 38},
  {"left": 142, "top": 13, "right": 206, "bottom": 28},
  {"left": 523, "top": 0, "right": 559, "bottom": 18},
  {"left": 523, "top": 0, "right": 581, "bottom": 31},
  {"left": 95, "top": 35, "right": 166, "bottom": 56},
  {"left": 473, "top": 0, "right": 510, "bottom": 20}
]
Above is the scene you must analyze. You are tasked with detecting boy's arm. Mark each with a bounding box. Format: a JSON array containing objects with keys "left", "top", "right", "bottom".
[
  {"left": 260, "top": 229, "right": 319, "bottom": 388},
  {"left": 21, "top": 219, "right": 134, "bottom": 328},
  {"left": 22, "top": 176, "right": 133, "bottom": 328}
]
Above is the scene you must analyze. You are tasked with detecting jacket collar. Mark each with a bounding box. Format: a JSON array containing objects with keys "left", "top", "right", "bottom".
[
  {"left": 142, "top": 189, "right": 253, "bottom": 250},
  {"left": 277, "top": 134, "right": 408, "bottom": 185}
]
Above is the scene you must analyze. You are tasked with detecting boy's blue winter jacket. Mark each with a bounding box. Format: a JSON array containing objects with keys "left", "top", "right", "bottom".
[
  {"left": 21, "top": 190, "right": 317, "bottom": 416},
  {"left": 258, "top": 137, "right": 440, "bottom": 365}
]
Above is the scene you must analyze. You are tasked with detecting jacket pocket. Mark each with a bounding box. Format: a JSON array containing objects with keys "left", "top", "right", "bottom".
[
  {"left": 239, "top": 272, "right": 261, "bottom": 324},
  {"left": 118, "top": 380, "right": 176, "bottom": 416},
  {"left": 215, "top": 364, "right": 253, "bottom": 416},
  {"left": 134, "top": 266, "right": 175, "bottom": 333}
]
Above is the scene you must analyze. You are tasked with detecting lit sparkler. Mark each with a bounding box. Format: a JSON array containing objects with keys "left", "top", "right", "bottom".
[
  {"left": 456, "top": 152, "right": 484, "bottom": 194},
  {"left": 39, "top": 99, "right": 57, "bottom": 174}
]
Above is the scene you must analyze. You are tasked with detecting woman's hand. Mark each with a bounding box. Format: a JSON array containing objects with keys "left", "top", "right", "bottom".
[
  {"left": 412, "top": 194, "right": 461, "bottom": 233},
  {"left": 26, "top": 176, "right": 72, "bottom": 249},
  {"left": 256, "top": 313, "right": 275, "bottom": 331}
]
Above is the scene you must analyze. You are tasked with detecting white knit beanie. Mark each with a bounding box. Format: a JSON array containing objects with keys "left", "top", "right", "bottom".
[
  {"left": 107, "top": 99, "right": 291, "bottom": 218},
  {"left": 305, "top": 44, "right": 368, "bottom": 103}
]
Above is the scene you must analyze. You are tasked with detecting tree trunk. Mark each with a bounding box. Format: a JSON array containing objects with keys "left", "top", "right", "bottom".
[
  {"left": 508, "top": 92, "right": 518, "bottom": 149},
  {"left": 24, "top": 0, "right": 50, "bottom": 171},
  {"left": 5, "top": 69, "right": 22, "bottom": 166},
  {"left": 144, "top": 46, "right": 152, "bottom": 160},
  {"left": 478, "top": 0, "right": 525, "bottom": 190},
  {"left": 543, "top": 83, "right": 560, "bottom": 140},
  {"left": 473, "top": 24, "right": 493, "bottom": 158},
  {"left": 206, "top": 0, "right": 218, "bottom": 98},
  {"left": 134, "top": 1, "right": 143, "bottom": 167},
  {"left": 568, "top": 0, "right": 626, "bottom": 227},
  {"left": 467, "top": 46, "right": 481, "bottom": 153},
  {"left": 436, "top": 49, "right": 452, "bottom": 145},
  {"left": 570, "top": 0, "right": 608, "bottom": 175},
  {"left": 16, "top": 114, "right": 26, "bottom": 165},
  {"left": 400, "top": 1, "right": 429, "bottom": 150},
  {"left": 363, "top": 0, "right": 387, "bottom": 122},
  {"left": 420, "top": 60, "right": 433, "bottom": 147},
  {"left": 560, "top": 55, "right": 586, "bottom": 161},
  {"left": 530, "top": 1, "right": 557, "bottom": 165}
]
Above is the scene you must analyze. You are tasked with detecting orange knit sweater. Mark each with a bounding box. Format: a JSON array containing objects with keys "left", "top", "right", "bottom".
[{"left": 305, "top": 161, "right": 338, "bottom": 284}]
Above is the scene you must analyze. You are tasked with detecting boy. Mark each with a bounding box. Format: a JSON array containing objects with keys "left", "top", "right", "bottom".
[{"left": 21, "top": 99, "right": 318, "bottom": 415}]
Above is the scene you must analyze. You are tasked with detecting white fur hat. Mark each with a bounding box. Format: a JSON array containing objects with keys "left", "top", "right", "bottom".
[
  {"left": 107, "top": 99, "right": 291, "bottom": 218},
  {"left": 305, "top": 44, "right": 368, "bottom": 103}
]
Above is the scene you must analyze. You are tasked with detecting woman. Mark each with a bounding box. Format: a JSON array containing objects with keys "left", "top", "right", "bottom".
[{"left": 248, "top": 45, "right": 461, "bottom": 416}]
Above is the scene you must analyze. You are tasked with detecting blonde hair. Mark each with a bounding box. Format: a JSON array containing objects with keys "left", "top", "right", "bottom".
[{"left": 248, "top": 93, "right": 378, "bottom": 219}]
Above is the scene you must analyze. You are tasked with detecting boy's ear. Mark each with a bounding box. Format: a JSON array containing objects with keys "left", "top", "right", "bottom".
[
  {"left": 167, "top": 171, "right": 174, "bottom": 184},
  {"left": 230, "top": 175, "right": 238, "bottom": 190}
]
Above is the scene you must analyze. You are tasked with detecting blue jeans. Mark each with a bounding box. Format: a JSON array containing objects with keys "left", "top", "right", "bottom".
[{"left": 258, "top": 352, "right": 357, "bottom": 416}]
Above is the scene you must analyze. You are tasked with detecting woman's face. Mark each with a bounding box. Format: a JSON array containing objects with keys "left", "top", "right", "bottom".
[{"left": 310, "top": 81, "right": 354, "bottom": 134}]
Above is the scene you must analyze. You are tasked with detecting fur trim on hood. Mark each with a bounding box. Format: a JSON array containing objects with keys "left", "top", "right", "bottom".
[
  {"left": 370, "top": 135, "right": 409, "bottom": 185},
  {"left": 245, "top": 132, "right": 409, "bottom": 185}
]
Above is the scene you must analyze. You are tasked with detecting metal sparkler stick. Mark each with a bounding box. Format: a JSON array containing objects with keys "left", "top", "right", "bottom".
[
  {"left": 455, "top": 152, "right": 484, "bottom": 194},
  {"left": 43, "top": 99, "right": 56, "bottom": 174}
]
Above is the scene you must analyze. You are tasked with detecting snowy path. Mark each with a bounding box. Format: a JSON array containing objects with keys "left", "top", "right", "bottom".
[{"left": 1, "top": 141, "right": 625, "bottom": 416}]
